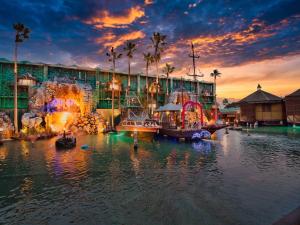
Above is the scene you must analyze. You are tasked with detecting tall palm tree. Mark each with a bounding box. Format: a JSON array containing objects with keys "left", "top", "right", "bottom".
[
  {"left": 162, "top": 63, "right": 175, "bottom": 98},
  {"left": 123, "top": 41, "right": 136, "bottom": 92},
  {"left": 150, "top": 32, "right": 166, "bottom": 108},
  {"left": 210, "top": 69, "right": 221, "bottom": 121},
  {"left": 13, "top": 23, "right": 30, "bottom": 135},
  {"left": 143, "top": 52, "right": 154, "bottom": 113},
  {"left": 106, "top": 47, "right": 122, "bottom": 128}
]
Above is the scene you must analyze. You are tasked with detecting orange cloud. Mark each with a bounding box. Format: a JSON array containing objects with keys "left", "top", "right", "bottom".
[
  {"left": 96, "top": 30, "right": 145, "bottom": 49},
  {"left": 188, "top": 20, "right": 274, "bottom": 46},
  {"left": 85, "top": 6, "right": 145, "bottom": 28},
  {"left": 145, "top": 0, "right": 153, "bottom": 5},
  {"left": 202, "top": 55, "right": 300, "bottom": 98}
]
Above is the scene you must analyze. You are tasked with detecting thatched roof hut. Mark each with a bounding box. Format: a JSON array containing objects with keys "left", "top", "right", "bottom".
[
  {"left": 285, "top": 89, "right": 300, "bottom": 125},
  {"left": 238, "top": 85, "right": 285, "bottom": 125}
]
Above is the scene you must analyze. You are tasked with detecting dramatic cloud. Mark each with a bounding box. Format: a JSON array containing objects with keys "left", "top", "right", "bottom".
[
  {"left": 95, "top": 30, "right": 145, "bottom": 49},
  {"left": 0, "top": 0, "right": 299, "bottom": 97},
  {"left": 84, "top": 6, "right": 145, "bottom": 28},
  {"left": 144, "top": 0, "right": 153, "bottom": 5}
]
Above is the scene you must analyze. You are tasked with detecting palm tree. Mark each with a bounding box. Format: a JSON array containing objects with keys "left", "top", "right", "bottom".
[
  {"left": 210, "top": 69, "right": 221, "bottom": 121},
  {"left": 13, "top": 23, "right": 30, "bottom": 135},
  {"left": 150, "top": 32, "right": 167, "bottom": 108},
  {"left": 106, "top": 47, "right": 122, "bottom": 128},
  {"left": 123, "top": 42, "right": 136, "bottom": 92},
  {"left": 222, "top": 98, "right": 229, "bottom": 106},
  {"left": 162, "top": 63, "right": 175, "bottom": 97},
  {"left": 143, "top": 52, "right": 154, "bottom": 113}
]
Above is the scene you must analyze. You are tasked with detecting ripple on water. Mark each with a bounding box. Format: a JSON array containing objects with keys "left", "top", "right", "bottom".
[{"left": 0, "top": 131, "right": 299, "bottom": 225}]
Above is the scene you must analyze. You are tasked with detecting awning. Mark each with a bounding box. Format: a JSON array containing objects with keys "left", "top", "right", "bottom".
[{"left": 156, "top": 103, "right": 182, "bottom": 112}]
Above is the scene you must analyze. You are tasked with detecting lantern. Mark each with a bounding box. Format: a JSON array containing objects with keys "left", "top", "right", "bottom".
[{"left": 18, "top": 72, "right": 36, "bottom": 87}]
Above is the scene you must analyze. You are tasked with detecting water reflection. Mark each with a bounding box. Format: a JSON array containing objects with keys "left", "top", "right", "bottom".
[
  {"left": 192, "top": 140, "right": 212, "bottom": 154},
  {"left": 20, "top": 140, "right": 30, "bottom": 158},
  {"left": 0, "top": 130, "right": 299, "bottom": 225}
]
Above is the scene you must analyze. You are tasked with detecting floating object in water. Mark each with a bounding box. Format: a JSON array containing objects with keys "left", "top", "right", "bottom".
[
  {"left": 246, "top": 129, "right": 250, "bottom": 136},
  {"left": 133, "top": 131, "right": 138, "bottom": 150},
  {"left": 191, "top": 130, "right": 211, "bottom": 141},
  {"left": 55, "top": 132, "right": 76, "bottom": 150},
  {"left": 81, "top": 144, "right": 89, "bottom": 150}
]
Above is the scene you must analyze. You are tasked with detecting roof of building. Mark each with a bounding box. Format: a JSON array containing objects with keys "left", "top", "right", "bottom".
[
  {"left": 286, "top": 89, "right": 300, "bottom": 97},
  {"left": 224, "top": 102, "right": 240, "bottom": 108},
  {"left": 156, "top": 103, "right": 182, "bottom": 112},
  {"left": 220, "top": 107, "right": 240, "bottom": 114},
  {"left": 239, "top": 88, "right": 282, "bottom": 104},
  {"left": 0, "top": 58, "right": 213, "bottom": 84}
]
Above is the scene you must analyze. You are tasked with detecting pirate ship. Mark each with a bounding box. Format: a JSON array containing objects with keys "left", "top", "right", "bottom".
[{"left": 156, "top": 43, "right": 226, "bottom": 141}]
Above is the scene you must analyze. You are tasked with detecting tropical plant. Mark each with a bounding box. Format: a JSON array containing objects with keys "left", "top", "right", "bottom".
[
  {"left": 106, "top": 47, "right": 122, "bottom": 128},
  {"left": 13, "top": 23, "right": 30, "bottom": 135},
  {"left": 150, "top": 32, "right": 167, "bottom": 107},
  {"left": 210, "top": 69, "right": 221, "bottom": 121},
  {"left": 143, "top": 52, "right": 154, "bottom": 113},
  {"left": 162, "top": 63, "right": 175, "bottom": 97},
  {"left": 223, "top": 98, "right": 229, "bottom": 105},
  {"left": 123, "top": 42, "right": 136, "bottom": 92}
]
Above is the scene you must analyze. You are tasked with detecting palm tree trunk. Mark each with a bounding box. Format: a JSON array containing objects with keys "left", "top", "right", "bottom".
[
  {"left": 112, "top": 61, "right": 115, "bottom": 128},
  {"left": 13, "top": 42, "right": 18, "bottom": 135},
  {"left": 214, "top": 77, "right": 217, "bottom": 122},
  {"left": 146, "top": 63, "right": 149, "bottom": 113},
  {"left": 166, "top": 75, "right": 169, "bottom": 96},
  {"left": 128, "top": 58, "right": 131, "bottom": 91},
  {"left": 165, "top": 74, "right": 169, "bottom": 103},
  {"left": 155, "top": 60, "right": 159, "bottom": 110},
  {"left": 151, "top": 93, "right": 154, "bottom": 115}
]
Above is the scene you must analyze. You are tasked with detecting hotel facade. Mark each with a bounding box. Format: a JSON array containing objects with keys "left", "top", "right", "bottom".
[{"left": 0, "top": 59, "right": 215, "bottom": 120}]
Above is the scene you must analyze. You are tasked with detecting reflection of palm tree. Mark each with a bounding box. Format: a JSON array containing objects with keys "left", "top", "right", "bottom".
[
  {"left": 106, "top": 47, "right": 122, "bottom": 128},
  {"left": 151, "top": 32, "right": 167, "bottom": 108},
  {"left": 210, "top": 69, "right": 221, "bottom": 121},
  {"left": 162, "top": 63, "right": 175, "bottom": 98},
  {"left": 123, "top": 42, "right": 136, "bottom": 92},
  {"left": 13, "top": 23, "right": 30, "bottom": 135},
  {"left": 143, "top": 52, "right": 154, "bottom": 113}
]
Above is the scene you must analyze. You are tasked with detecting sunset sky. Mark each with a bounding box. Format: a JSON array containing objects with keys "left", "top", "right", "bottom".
[{"left": 0, "top": 0, "right": 299, "bottom": 98}]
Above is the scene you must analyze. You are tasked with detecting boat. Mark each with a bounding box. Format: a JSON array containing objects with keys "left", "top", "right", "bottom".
[
  {"left": 55, "top": 131, "right": 76, "bottom": 150},
  {"left": 116, "top": 118, "right": 160, "bottom": 133},
  {"left": 159, "top": 124, "right": 227, "bottom": 141},
  {"left": 116, "top": 92, "right": 161, "bottom": 134},
  {"left": 156, "top": 43, "right": 226, "bottom": 141},
  {"left": 156, "top": 87, "right": 226, "bottom": 141}
]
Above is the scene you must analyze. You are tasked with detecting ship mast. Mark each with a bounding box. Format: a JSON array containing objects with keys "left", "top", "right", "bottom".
[{"left": 187, "top": 42, "right": 203, "bottom": 102}]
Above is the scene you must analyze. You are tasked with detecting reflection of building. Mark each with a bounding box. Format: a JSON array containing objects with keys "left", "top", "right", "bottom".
[
  {"left": 0, "top": 60, "right": 214, "bottom": 119},
  {"left": 285, "top": 89, "right": 300, "bottom": 125},
  {"left": 238, "top": 85, "right": 285, "bottom": 125},
  {"left": 220, "top": 103, "right": 240, "bottom": 125}
]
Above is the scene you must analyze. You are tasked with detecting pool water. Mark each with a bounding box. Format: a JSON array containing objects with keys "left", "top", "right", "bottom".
[{"left": 0, "top": 128, "right": 299, "bottom": 225}]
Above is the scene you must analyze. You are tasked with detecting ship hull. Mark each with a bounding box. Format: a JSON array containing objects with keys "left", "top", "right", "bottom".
[
  {"left": 116, "top": 125, "right": 159, "bottom": 133},
  {"left": 159, "top": 125, "right": 227, "bottom": 140}
]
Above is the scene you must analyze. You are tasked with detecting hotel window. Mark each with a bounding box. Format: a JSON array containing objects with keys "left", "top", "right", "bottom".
[{"left": 262, "top": 104, "right": 271, "bottom": 112}]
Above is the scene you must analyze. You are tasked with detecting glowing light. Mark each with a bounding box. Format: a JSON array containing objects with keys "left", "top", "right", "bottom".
[{"left": 48, "top": 112, "right": 75, "bottom": 133}]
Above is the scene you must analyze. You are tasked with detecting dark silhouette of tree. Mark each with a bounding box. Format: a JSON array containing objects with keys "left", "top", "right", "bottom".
[
  {"left": 106, "top": 47, "right": 122, "bottom": 128},
  {"left": 13, "top": 23, "right": 30, "bottom": 134},
  {"left": 123, "top": 42, "right": 136, "bottom": 92}
]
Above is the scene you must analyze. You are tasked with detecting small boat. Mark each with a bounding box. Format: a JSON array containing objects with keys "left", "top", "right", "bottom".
[
  {"left": 55, "top": 131, "right": 76, "bottom": 150},
  {"left": 116, "top": 119, "right": 161, "bottom": 133},
  {"left": 116, "top": 91, "right": 161, "bottom": 134}
]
